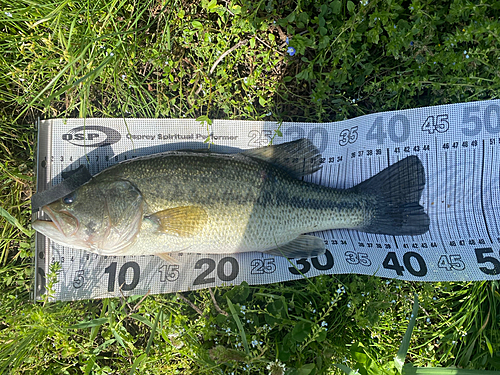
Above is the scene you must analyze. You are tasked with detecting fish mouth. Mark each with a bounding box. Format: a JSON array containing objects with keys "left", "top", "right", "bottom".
[{"left": 40, "top": 205, "right": 80, "bottom": 237}]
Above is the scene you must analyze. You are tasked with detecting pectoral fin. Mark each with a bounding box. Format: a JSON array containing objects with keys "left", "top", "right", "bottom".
[
  {"left": 264, "top": 235, "right": 326, "bottom": 258},
  {"left": 148, "top": 206, "right": 208, "bottom": 237}
]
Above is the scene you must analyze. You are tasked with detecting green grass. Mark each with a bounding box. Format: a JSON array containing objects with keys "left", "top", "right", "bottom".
[{"left": 1, "top": 0, "right": 500, "bottom": 373}]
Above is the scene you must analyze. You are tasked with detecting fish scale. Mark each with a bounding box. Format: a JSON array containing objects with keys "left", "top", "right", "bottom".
[
  {"left": 100, "top": 153, "right": 367, "bottom": 253},
  {"left": 32, "top": 139, "right": 429, "bottom": 260}
]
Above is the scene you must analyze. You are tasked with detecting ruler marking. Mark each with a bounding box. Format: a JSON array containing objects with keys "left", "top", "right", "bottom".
[
  {"left": 35, "top": 103, "right": 500, "bottom": 300},
  {"left": 452, "top": 150, "right": 463, "bottom": 239},
  {"left": 491, "top": 153, "right": 500, "bottom": 236},
  {"left": 431, "top": 137, "right": 445, "bottom": 251},
  {"left": 491, "top": 145, "right": 500, "bottom": 239},
  {"left": 443, "top": 151, "right": 452, "bottom": 241},
  {"left": 385, "top": 148, "right": 400, "bottom": 250},
  {"left": 445, "top": 150, "right": 459, "bottom": 243},
  {"left": 462, "top": 150, "right": 471, "bottom": 238},
  {"left": 481, "top": 139, "right": 493, "bottom": 244},
  {"left": 461, "top": 149, "right": 470, "bottom": 237},
  {"left": 345, "top": 149, "right": 356, "bottom": 250},
  {"left": 470, "top": 147, "right": 482, "bottom": 239}
]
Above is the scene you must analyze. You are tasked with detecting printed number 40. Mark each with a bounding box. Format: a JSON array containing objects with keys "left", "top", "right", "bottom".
[{"left": 382, "top": 251, "right": 427, "bottom": 277}]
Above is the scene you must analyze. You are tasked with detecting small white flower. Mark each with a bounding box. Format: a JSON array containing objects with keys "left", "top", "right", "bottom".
[
  {"left": 5, "top": 11, "right": 12, "bottom": 17},
  {"left": 266, "top": 359, "right": 286, "bottom": 375}
]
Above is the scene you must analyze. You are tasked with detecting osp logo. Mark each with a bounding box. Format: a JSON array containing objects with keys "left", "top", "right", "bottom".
[{"left": 62, "top": 126, "right": 121, "bottom": 147}]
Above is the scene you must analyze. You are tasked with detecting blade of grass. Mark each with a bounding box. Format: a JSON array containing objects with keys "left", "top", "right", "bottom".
[
  {"left": 395, "top": 295, "right": 420, "bottom": 372},
  {"left": 90, "top": 298, "right": 109, "bottom": 342},
  {"left": 333, "top": 363, "right": 359, "bottom": 375},
  {"left": 226, "top": 297, "right": 249, "bottom": 356},
  {"left": 83, "top": 356, "right": 96, "bottom": 375},
  {"left": 69, "top": 317, "right": 108, "bottom": 329},
  {"left": 129, "top": 353, "right": 146, "bottom": 375},
  {"left": 111, "top": 327, "right": 126, "bottom": 349},
  {"left": 130, "top": 313, "right": 154, "bottom": 329},
  {"left": 0, "top": 206, "right": 30, "bottom": 236},
  {"left": 145, "top": 310, "right": 161, "bottom": 356},
  {"left": 402, "top": 363, "right": 500, "bottom": 374}
]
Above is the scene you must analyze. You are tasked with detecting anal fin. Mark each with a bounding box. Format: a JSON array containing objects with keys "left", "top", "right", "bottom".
[
  {"left": 157, "top": 253, "right": 178, "bottom": 263},
  {"left": 264, "top": 235, "right": 326, "bottom": 258}
]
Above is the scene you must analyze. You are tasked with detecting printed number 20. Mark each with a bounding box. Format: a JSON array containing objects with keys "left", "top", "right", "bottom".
[{"left": 193, "top": 257, "right": 239, "bottom": 286}]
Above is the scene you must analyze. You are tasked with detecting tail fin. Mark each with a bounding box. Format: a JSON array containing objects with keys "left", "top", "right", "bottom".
[{"left": 352, "top": 156, "right": 430, "bottom": 236}]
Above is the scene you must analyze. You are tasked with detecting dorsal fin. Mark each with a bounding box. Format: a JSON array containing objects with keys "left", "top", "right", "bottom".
[{"left": 241, "top": 138, "right": 322, "bottom": 178}]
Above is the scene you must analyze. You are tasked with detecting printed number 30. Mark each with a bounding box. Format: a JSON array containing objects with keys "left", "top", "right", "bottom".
[{"left": 288, "top": 250, "right": 334, "bottom": 275}]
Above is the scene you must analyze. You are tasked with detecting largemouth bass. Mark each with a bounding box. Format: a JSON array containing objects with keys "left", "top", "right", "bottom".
[{"left": 32, "top": 139, "right": 429, "bottom": 260}]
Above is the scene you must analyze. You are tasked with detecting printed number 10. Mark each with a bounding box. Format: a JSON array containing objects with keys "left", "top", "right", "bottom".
[{"left": 104, "top": 261, "right": 140, "bottom": 292}]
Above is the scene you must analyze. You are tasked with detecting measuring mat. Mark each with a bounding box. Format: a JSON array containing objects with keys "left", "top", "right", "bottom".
[{"left": 33, "top": 100, "right": 500, "bottom": 301}]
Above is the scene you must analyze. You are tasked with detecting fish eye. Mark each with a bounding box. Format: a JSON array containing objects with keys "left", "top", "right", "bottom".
[{"left": 62, "top": 193, "right": 76, "bottom": 205}]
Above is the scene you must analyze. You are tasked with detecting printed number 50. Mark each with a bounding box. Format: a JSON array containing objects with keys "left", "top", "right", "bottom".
[{"left": 475, "top": 248, "right": 500, "bottom": 275}]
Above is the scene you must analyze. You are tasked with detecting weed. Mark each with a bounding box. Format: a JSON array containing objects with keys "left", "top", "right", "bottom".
[{"left": 1, "top": 0, "right": 500, "bottom": 373}]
